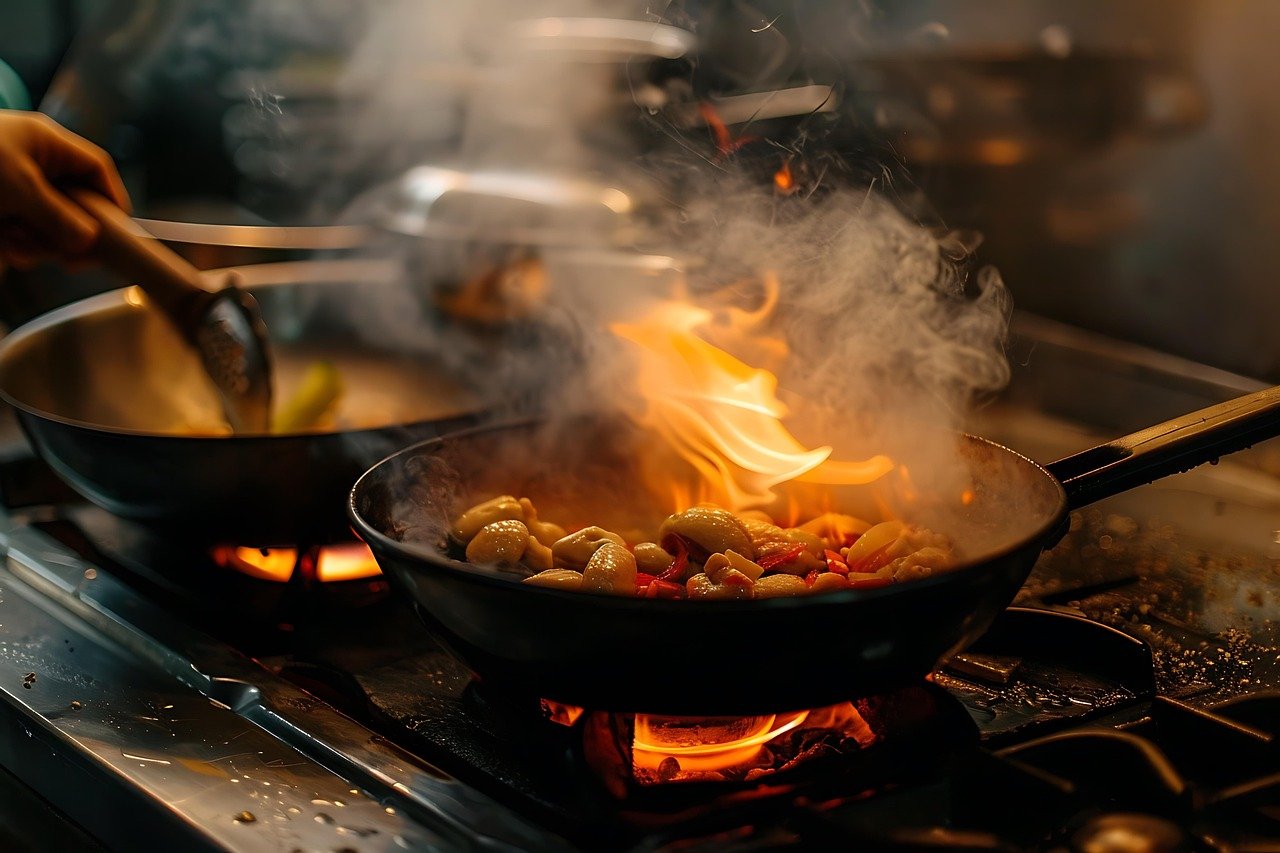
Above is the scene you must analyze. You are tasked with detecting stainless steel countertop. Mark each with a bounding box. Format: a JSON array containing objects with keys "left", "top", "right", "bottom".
[{"left": 0, "top": 515, "right": 569, "bottom": 851}]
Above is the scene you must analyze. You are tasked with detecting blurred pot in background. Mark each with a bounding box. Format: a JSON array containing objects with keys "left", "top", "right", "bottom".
[{"left": 837, "top": 1, "right": 1280, "bottom": 381}]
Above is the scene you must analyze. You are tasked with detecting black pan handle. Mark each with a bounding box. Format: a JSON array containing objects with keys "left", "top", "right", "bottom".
[{"left": 1045, "top": 385, "right": 1280, "bottom": 510}]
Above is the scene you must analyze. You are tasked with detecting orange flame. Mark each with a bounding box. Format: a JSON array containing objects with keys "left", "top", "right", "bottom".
[
  {"left": 609, "top": 275, "right": 892, "bottom": 511},
  {"left": 698, "top": 101, "right": 758, "bottom": 159},
  {"left": 214, "top": 544, "right": 382, "bottom": 583},
  {"left": 632, "top": 711, "right": 809, "bottom": 773},
  {"left": 774, "top": 162, "right": 796, "bottom": 195},
  {"left": 542, "top": 700, "right": 586, "bottom": 727},
  {"left": 805, "top": 702, "right": 877, "bottom": 747},
  {"left": 630, "top": 702, "right": 876, "bottom": 778}
]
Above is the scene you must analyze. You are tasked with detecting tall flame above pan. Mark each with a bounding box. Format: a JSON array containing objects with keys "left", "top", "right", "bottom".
[{"left": 610, "top": 273, "right": 893, "bottom": 511}]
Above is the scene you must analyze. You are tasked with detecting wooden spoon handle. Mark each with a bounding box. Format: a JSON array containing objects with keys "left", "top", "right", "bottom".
[{"left": 68, "top": 188, "right": 212, "bottom": 328}]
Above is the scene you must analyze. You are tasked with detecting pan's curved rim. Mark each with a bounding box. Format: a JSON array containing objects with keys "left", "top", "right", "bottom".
[
  {"left": 0, "top": 261, "right": 474, "bottom": 441},
  {"left": 348, "top": 419, "right": 1069, "bottom": 614}
]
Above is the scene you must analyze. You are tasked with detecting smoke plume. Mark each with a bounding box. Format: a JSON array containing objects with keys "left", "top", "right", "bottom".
[{"left": 299, "top": 0, "right": 1012, "bottom": 528}]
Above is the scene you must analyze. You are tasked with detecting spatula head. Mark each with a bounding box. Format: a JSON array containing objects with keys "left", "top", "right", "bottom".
[{"left": 193, "top": 285, "right": 273, "bottom": 433}]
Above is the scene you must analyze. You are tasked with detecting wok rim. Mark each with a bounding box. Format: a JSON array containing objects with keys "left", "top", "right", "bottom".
[
  {"left": 348, "top": 419, "right": 1069, "bottom": 614},
  {"left": 0, "top": 267, "right": 477, "bottom": 441}
]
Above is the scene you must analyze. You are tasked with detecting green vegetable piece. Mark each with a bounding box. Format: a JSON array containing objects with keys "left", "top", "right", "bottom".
[{"left": 272, "top": 361, "right": 343, "bottom": 433}]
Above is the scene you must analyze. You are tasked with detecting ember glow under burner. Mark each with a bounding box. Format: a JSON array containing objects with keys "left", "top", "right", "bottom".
[
  {"left": 573, "top": 683, "right": 977, "bottom": 802},
  {"left": 629, "top": 709, "right": 820, "bottom": 776},
  {"left": 212, "top": 542, "right": 383, "bottom": 583}
]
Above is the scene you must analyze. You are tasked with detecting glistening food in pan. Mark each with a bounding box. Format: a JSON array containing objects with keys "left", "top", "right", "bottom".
[{"left": 449, "top": 495, "right": 953, "bottom": 599}]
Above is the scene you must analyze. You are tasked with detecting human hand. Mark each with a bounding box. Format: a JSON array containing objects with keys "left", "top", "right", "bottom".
[{"left": 0, "top": 110, "right": 130, "bottom": 270}]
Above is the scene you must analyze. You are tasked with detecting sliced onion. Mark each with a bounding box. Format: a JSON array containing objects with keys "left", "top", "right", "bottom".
[{"left": 841, "top": 520, "right": 904, "bottom": 565}]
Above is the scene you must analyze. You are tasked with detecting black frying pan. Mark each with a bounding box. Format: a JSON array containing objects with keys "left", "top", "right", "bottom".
[
  {"left": 349, "top": 386, "right": 1280, "bottom": 714},
  {"left": 0, "top": 261, "right": 479, "bottom": 546}
]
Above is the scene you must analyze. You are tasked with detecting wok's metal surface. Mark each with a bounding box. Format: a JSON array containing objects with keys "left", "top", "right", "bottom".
[
  {"left": 0, "top": 261, "right": 478, "bottom": 545},
  {"left": 381, "top": 165, "right": 648, "bottom": 247}
]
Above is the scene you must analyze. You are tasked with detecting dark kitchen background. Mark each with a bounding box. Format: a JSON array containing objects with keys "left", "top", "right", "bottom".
[{"left": 4, "top": 1, "right": 1280, "bottom": 379}]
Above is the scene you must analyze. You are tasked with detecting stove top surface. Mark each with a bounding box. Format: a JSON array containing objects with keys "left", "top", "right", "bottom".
[{"left": 1, "top": 477, "right": 1276, "bottom": 851}]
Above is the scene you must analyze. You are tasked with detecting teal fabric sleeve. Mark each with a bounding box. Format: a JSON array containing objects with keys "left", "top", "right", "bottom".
[{"left": 0, "top": 58, "right": 32, "bottom": 110}]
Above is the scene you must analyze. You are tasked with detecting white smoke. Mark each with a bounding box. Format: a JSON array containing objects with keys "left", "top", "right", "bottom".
[
  {"left": 240, "top": 0, "right": 1014, "bottom": 513},
  {"left": 672, "top": 179, "right": 1012, "bottom": 443}
]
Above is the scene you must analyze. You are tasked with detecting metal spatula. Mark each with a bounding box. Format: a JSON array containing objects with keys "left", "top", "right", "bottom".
[{"left": 71, "top": 189, "right": 273, "bottom": 433}]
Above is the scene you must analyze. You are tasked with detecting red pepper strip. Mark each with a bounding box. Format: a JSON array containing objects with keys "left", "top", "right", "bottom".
[
  {"left": 847, "top": 575, "right": 894, "bottom": 590},
  {"left": 824, "top": 550, "right": 850, "bottom": 575},
  {"left": 634, "top": 572, "right": 656, "bottom": 594},
  {"left": 848, "top": 542, "right": 895, "bottom": 574},
  {"left": 657, "top": 536, "right": 690, "bottom": 582},
  {"left": 804, "top": 569, "right": 820, "bottom": 588},
  {"left": 644, "top": 579, "right": 684, "bottom": 599},
  {"left": 757, "top": 544, "right": 806, "bottom": 571}
]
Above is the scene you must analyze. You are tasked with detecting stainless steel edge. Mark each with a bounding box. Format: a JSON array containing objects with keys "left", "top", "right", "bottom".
[
  {"left": 0, "top": 519, "right": 571, "bottom": 852},
  {"left": 134, "top": 220, "right": 373, "bottom": 252},
  {"left": 1010, "top": 311, "right": 1269, "bottom": 397}
]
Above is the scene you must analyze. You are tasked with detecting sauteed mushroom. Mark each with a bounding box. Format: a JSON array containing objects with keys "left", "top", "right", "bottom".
[
  {"left": 448, "top": 495, "right": 955, "bottom": 599},
  {"left": 658, "top": 507, "right": 755, "bottom": 560},
  {"left": 552, "top": 526, "right": 627, "bottom": 570},
  {"left": 451, "top": 495, "right": 523, "bottom": 544},
  {"left": 465, "top": 519, "right": 529, "bottom": 565}
]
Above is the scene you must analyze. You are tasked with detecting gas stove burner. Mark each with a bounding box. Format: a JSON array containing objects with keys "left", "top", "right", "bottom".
[
  {"left": 1071, "top": 813, "right": 1191, "bottom": 853},
  {"left": 574, "top": 683, "right": 977, "bottom": 802},
  {"left": 628, "top": 708, "right": 841, "bottom": 779},
  {"left": 211, "top": 541, "right": 382, "bottom": 583}
]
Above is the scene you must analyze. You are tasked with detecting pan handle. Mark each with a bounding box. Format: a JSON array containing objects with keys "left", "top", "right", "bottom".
[{"left": 1044, "top": 385, "right": 1280, "bottom": 510}]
